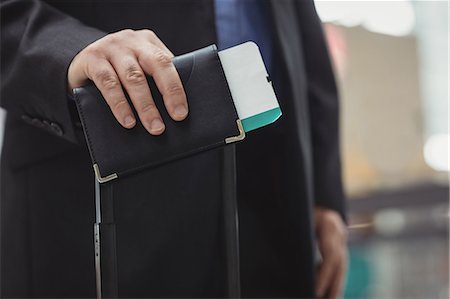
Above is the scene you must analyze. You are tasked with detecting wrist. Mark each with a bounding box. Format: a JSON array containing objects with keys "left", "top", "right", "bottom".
[{"left": 315, "top": 206, "right": 348, "bottom": 240}]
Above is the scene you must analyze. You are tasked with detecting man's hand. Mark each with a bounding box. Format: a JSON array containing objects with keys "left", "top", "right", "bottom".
[
  {"left": 315, "top": 207, "right": 348, "bottom": 299},
  {"left": 68, "top": 29, "right": 188, "bottom": 135}
]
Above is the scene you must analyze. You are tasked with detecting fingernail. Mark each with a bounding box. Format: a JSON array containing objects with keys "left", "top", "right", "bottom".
[
  {"left": 150, "top": 118, "right": 165, "bottom": 134},
  {"left": 124, "top": 115, "right": 136, "bottom": 128},
  {"left": 174, "top": 105, "right": 188, "bottom": 119}
]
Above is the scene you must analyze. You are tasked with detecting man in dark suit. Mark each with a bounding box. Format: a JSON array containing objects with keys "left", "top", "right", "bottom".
[{"left": 1, "top": 0, "right": 347, "bottom": 298}]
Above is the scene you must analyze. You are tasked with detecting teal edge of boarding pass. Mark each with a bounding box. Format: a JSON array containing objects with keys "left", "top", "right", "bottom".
[{"left": 241, "top": 107, "right": 282, "bottom": 133}]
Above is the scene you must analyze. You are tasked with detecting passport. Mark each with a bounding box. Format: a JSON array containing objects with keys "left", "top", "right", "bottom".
[{"left": 74, "top": 43, "right": 281, "bottom": 183}]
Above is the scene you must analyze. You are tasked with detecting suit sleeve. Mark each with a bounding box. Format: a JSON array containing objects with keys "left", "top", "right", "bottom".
[
  {"left": 0, "top": 0, "right": 106, "bottom": 143},
  {"left": 295, "top": 0, "right": 346, "bottom": 221}
]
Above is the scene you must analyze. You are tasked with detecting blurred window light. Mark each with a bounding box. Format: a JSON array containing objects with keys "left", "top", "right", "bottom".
[
  {"left": 314, "top": 0, "right": 416, "bottom": 36},
  {"left": 412, "top": 1, "right": 448, "bottom": 176},
  {"left": 374, "top": 208, "right": 406, "bottom": 236},
  {"left": 424, "top": 134, "right": 449, "bottom": 172}
]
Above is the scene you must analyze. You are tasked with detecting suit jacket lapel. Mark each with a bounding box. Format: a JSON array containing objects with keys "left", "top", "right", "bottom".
[
  {"left": 269, "top": 0, "right": 313, "bottom": 159},
  {"left": 268, "top": 0, "right": 314, "bottom": 204}
]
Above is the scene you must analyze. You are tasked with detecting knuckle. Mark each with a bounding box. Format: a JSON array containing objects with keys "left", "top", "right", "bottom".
[
  {"left": 112, "top": 99, "right": 129, "bottom": 112},
  {"left": 104, "top": 33, "right": 118, "bottom": 44},
  {"left": 165, "top": 83, "right": 184, "bottom": 97},
  {"left": 106, "top": 29, "right": 133, "bottom": 43},
  {"left": 124, "top": 67, "right": 146, "bottom": 85},
  {"left": 118, "top": 29, "right": 134, "bottom": 37},
  {"left": 142, "top": 29, "right": 157, "bottom": 39},
  {"left": 140, "top": 101, "right": 156, "bottom": 114},
  {"left": 84, "top": 43, "right": 103, "bottom": 57},
  {"left": 122, "top": 28, "right": 134, "bottom": 34},
  {"left": 96, "top": 71, "right": 119, "bottom": 89},
  {"left": 153, "top": 50, "right": 172, "bottom": 66}
]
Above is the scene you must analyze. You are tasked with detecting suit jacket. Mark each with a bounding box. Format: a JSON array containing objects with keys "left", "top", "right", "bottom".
[{"left": 0, "top": 0, "right": 345, "bottom": 297}]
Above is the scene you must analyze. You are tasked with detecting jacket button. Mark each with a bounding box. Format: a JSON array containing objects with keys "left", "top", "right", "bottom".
[
  {"left": 50, "top": 122, "right": 64, "bottom": 136},
  {"left": 30, "top": 118, "right": 44, "bottom": 128},
  {"left": 21, "top": 114, "right": 32, "bottom": 124},
  {"left": 42, "top": 120, "right": 51, "bottom": 128}
]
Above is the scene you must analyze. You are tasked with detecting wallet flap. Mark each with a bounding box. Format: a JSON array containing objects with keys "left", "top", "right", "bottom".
[{"left": 74, "top": 45, "right": 242, "bottom": 182}]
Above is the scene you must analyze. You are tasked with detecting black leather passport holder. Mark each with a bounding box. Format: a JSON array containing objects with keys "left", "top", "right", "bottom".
[{"left": 74, "top": 45, "right": 245, "bottom": 183}]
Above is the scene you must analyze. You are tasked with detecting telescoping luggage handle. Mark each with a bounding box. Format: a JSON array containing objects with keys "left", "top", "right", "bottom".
[
  {"left": 94, "top": 180, "right": 119, "bottom": 298},
  {"left": 93, "top": 146, "right": 241, "bottom": 298},
  {"left": 76, "top": 44, "right": 248, "bottom": 298}
]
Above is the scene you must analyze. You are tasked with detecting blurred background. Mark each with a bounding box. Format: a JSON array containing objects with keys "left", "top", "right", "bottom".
[
  {"left": 0, "top": 1, "right": 448, "bottom": 298},
  {"left": 314, "top": 0, "right": 449, "bottom": 298}
]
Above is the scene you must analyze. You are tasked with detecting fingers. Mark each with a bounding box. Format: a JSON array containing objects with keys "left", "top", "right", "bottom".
[
  {"left": 316, "top": 256, "right": 346, "bottom": 299},
  {"left": 68, "top": 29, "right": 188, "bottom": 134},
  {"left": 109, "top": 54, "right": 165, "bottom": 135},
  {"left": 137, "top": 45, "right": 188, "bottom": 122},
  {"left": 314, "top": 208, "right": 348, "bottom": 299},
  {"left": 316, "top": 255, "right": 336, "bottom": 298},
  {"left": 328, "top": 256, "right": 347, "bottom": 299},
  {"left": 86, "top": 57, "right": 136, "bottom": 129}
]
